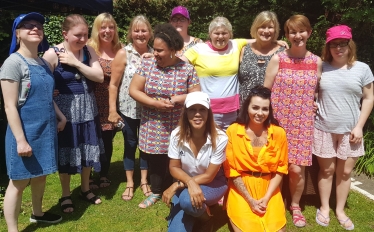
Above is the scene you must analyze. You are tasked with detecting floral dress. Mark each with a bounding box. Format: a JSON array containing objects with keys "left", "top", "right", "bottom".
[{"left": 271, "top": 51, "right": 318, "bottom": 166}]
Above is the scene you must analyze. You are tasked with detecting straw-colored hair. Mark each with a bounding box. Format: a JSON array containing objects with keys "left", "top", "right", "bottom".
[
  {"left": 250, "top": 11, "right": 280, "bottom": 42},
  {"left": 208, "top": 16, "right": 233, "bottom": 39},
  {"left": 62, "top": 14, "right": 88, "bottom": 33},
  {"left": 126, "top": 15, "right": 153, "bottom": 43},
  {"left": 88, "top": 13, "right": 121, "bottom": 55}
]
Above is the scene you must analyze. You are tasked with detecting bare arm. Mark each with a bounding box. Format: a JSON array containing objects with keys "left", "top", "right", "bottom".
[
  {"left": 263, "top": 54, "right": 280, "bottom": 89},
  {"left": 170, "top": 84, "right": 201, "bottom": 105},
  {"left": 42, "top": 48, "right": 59, "bottom": 71},
  {"left": 1, "top": 80, "right": 32, "bottom": 157},
  {"left": 239, "top": 46, "right": 246, "bottom": 63},
  {"left": 108, "top": 49, "right": 127, "bottom": 124},
  {"left": 258, "top": 172, "right": 283, "bottom": 210},
  {"left": 231, "top": 176, "right": 264, "bottom": 214},
  {"left": 53, "top": 101, "right": 66, "bottom": 132},
  {"left": 350, "top": 82, "right": 374, "bottom": 143}
]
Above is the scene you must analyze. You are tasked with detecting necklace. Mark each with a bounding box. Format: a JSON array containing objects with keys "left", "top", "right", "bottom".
[{"left": 62, "top": 43, "right": 82, "bottom": 80}]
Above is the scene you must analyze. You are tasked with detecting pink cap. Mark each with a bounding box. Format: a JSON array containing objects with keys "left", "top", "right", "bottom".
[
  {"left": 326, "top": 25, "right": 352, "bottom": 44},
  {"left": 170, "top": 6, "right": 190, "bottom": 20}
]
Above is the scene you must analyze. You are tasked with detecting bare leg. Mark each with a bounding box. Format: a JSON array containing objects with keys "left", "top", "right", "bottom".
[
  {"left": 59, "top": 173, "right": 73, "bottom": 213},
  {"left": 316, "top": 157, "right": 335, "bottom": 224},
  {"left": 289, "top": 164, "right": 306, "bottom": 227},
  {"left": 140, "top": 169, "right": 151, "bottom": 196},
  {"left": 4, "top": 179, "right": 30, "bottom": 232},
  {"left": 122, "top": 170, "right": 134, "bottom": 200},
  {"left": 30, "top": 176, "right": 47, "bottom": 216},
  {"left": 335, "top": 157, "right": 357, "bottom": 228},
  {"left": 278, "top": 226, "right": 286, "bottom": 232},
  {"left": 81, "top": 166, "right": 101, "bottom": 204}
]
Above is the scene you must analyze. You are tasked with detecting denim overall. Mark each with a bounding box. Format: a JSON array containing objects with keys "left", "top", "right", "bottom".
[{"left": 5, "top": 53, "right": 57, "bottom": 180}]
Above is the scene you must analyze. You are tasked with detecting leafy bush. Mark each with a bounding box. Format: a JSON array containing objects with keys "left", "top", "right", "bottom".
[{"left": 0, "top": 186, "right": 5, "bottom": 217}]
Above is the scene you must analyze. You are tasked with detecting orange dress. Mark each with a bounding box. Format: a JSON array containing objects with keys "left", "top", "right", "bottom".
[{"left": 223, "top": 123, "right": 288, "bottom": 232}]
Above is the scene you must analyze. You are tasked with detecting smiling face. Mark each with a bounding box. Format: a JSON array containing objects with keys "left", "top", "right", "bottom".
[
  {"left": 170, "top": 14, "right": 190, "bottom": 34},
  {"left": 257, "top": 22, "right": 275, "bottom": 43},
  {"left": 63, "top": 23, "right": 88, "bottom": 51},
  {"left": 153, "top": 37, "right": 173, "bottom": 67},
  {"left": 209, "top": 26, "right": 230, "bottom": 49},
  {"left": 286, "top": 26, "right": 311, "bottom": 48},
  {"left": 17, "top": 20, "right": 44, "bottom": 45},
  {"left": 131, "top": 22, "right": 151, "bottom": 49},
  {"left": 187, "top": 104, "right": 208, "bottom": 131},
  {"left": 99, "top": 21, "right": 115, "bottom": 44},
  {"left": 248, "top": 96, "right": 270, "bottom": 126}
]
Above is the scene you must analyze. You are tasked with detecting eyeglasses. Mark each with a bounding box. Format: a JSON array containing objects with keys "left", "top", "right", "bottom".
[
  {"left": 19, "top": 23, "right": 43, "bottom": 30},
  {"left": 171, "top": 17, "right": 187, "bottom": 23},
  {"left": 329, "top": 41, "right": 349, "bottom": 48}
]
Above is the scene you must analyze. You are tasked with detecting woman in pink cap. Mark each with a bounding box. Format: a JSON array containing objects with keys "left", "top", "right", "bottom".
[
  {"left": 169, "top": 6, "right": 203, "bottom": 56},
  {"left": 313, "top": 25, "right": 374, "bottom": 230}
]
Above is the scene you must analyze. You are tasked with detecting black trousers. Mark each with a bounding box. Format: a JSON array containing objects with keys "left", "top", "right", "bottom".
[
  {"left": 142, "top": 152, "right": 173, "bottom": 194},
  {"left": 100, "top": 130, "right": 116, "bottom": 177}
]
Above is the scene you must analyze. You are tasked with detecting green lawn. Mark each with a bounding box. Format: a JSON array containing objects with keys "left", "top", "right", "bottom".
[{"left": 1, "top": 133, "right": 374, "bottom": 231}]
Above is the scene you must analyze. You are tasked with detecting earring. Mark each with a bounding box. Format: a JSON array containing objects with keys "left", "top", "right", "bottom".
[
  {"left": 170, "top": 54, "right": 173, "bottom": 59},
  {"left": 16, "top": 37, "right": 20, "bottom": 45}
]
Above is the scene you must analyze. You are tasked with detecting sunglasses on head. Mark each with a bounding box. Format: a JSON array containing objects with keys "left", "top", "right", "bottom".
[{"left": 19, "top": 23, "right": 43, "bottom": 30}]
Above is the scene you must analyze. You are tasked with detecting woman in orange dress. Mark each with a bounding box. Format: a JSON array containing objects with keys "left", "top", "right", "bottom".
[{"left": 223, "top": 86, "right": 288, "bottom": 232}]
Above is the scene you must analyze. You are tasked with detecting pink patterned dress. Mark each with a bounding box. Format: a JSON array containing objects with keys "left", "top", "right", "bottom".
[{"left": 271, "top": 51, "right": 318, "bottom": 166}]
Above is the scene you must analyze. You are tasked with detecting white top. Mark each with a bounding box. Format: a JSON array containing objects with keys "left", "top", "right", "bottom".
[
  {"left": 168, "top": 126, "right": 228, "bottom": 177},
  {"left": 315, "top": 61, "right": 374, "bottom": 133}
]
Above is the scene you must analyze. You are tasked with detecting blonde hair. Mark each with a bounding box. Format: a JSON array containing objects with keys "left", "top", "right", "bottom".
[
  {"left": 250, "top": 11, "right": 280, "bottom": 42},
  {"left": 322, "top": 39, "right": 357, "bottom": 67},
  {"left": 62, "top": 14, "right": 88, "bottom": 32},
  {"left": 284, "top": 15, "right": 312, "bottom": 35},
  {"left": 88, "top": 13, "right": 121, "bottom": 55},
  {"left": 126, "top": 15, "right": 153, "bottom": 43},
  {"left": 208, "top": 16, "right": 233, "bottom": 39}
]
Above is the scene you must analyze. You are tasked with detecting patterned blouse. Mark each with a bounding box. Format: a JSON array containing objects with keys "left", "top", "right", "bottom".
[
  {"left": 119, "top": 43, "right": 153, "bottom": 119},
  {"left": 176, "top": 37, "right": 203, "bottom": 57},
  {"left": 136, "top": 57, "right": 200, "bottom": 154},
  {"left": 238, "top": 45, "right": 285, "bottom": 103},
  {"left": 95, "top": 57, "right": 114, "bottom": 131}
]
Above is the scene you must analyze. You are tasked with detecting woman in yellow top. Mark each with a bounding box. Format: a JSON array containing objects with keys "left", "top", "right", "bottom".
[{"left": 223, "top": 86, "right": 288, "bottom": 232}]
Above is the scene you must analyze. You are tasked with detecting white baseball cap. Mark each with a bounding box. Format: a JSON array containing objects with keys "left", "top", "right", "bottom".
[{"left": 185, "top": 91, "right": 210, "bottom": 109}]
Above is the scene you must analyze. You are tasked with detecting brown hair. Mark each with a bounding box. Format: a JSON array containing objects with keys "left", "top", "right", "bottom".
[
  {"left": 177, "top": 106, "right": 219, "bottom": 151},
  {"left": 284, "top": 15, "right": 312, "bottom": 35},
  {"left": 88, "top": 13, "right": 121, "bottom": 55},
  {"left": 62, "top": 14, "right": 88, "bottom": 33},
  {"left": 321, "top": 39, "right": 357, "bottom": 67}
]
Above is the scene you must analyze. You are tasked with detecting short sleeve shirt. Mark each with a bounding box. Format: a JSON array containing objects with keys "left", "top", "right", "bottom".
[
  {"left": 136, "top": 57, "right": 200, "bottom": 154},
  {"left": 315, "top": 61, "right": 374, "bottom": 133},
  {"left": 168, "top": 127, "right": 228, "bottom": 177}
]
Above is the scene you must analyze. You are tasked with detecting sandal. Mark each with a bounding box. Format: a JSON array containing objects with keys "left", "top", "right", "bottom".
[
  {"left": 99, "top": 177, "right": 111, "bottom": 188},
  {"left": 121, "top": 187, "right": 134, "bottom": 201},
  {"left": 80, "top": 189, "right": 101, "bottom": 205},
  {"left": 138, "top": 193, "right": 161, "bottom": 209},
  {"left": 59, "top": 196, "right": 74, "bottom": 213},
  {"left": 290, "top": 205, "right": 306, "bottom": 227},
  {"left": 140, "top": 182, "right": 152, "bottom": 197},
  {"left": 316, "top": 209, "right": 330, "bottom": 227},
  {"left": 89, "top": 179, "right": 99, "bottom": 190},
  {"left": 338, "top": 217, "right": 354, "bottom": 230}
]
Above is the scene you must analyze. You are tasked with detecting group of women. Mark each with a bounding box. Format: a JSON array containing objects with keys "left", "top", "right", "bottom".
[{"left": 1, "top": 5, "right": 373, "bottom": 232}]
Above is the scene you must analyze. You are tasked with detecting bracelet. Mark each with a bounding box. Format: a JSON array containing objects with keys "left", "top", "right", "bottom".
[{"left": 168, "top": 97, "right": 175, "bottom": 105}]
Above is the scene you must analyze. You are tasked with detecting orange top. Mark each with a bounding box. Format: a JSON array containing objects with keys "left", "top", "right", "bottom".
[{"left": 223, "top": 123, "right": 288, "bottom": 178}]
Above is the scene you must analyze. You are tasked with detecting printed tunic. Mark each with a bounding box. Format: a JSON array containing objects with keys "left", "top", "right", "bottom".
[
  {"left": 271, "top": 51, "right": 318, "bottom": 166},
  {"left": 136, "top": 57, "right": 199, "bottom": 154}
]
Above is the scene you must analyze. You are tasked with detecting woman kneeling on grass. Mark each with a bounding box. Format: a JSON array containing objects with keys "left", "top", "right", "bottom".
[
  {"left": 223, "top": 86, "right": 288, "bottom": 232},
  {"left": 162, "top": 91, "right": 228, "bottom": 232}
]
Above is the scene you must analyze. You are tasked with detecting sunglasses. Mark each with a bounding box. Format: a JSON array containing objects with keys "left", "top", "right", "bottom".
[
  {"left": 329, "top": 41, "right": 349, "bottom": 48},
  {"left": 19, "top": 23, "right": 43, "bottom": 30},
  {"left": 171, "top": 17, "right": 187, "bottom": 23}
]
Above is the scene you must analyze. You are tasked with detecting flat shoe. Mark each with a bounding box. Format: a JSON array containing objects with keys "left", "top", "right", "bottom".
[
  {"left": 315, "top": 209, "right": 330, "bottom": 227},
  {"left": 338, "top": 217, "right": 354, "bottom": 230},
  {"left": 121, "top": 187, "right": 134, "bottom": 201},
  {"left": 138, "top": 193, "right": 161, "bottom": 209},
  {"left": 290, "top": 205, "right": 306, "bottom": 227},
  {"left": 99, "top": 178, "right": 111, "bottom": 188},
  {"left": 59, "top": 196, "right": 74, "bottom": 213},
  {"left": 140, "top": 182, "right": 152, "bottom": 197},
  {"left": 80, "top": 189, "right": 101, "bottom": 205}
]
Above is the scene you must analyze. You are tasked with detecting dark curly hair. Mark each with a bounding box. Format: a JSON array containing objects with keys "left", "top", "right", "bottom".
[
  {"left": 235, "top": 86, "right": 279, "bottom": 127},
  {"left": 154, "top": 23, "right": 184, "bottom": 51}
]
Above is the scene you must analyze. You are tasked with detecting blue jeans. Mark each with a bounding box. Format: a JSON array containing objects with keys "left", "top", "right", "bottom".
[
  {"left": 120, "top": 114, "right": 148, "bottom": 170},
  {"left": 167, "top": 169, "right": 227, "bottom": 232}
]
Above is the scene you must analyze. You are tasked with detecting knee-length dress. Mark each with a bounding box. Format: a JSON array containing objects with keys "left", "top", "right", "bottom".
[
  {"left": 271, "top": 51, "right": 318, "bottom": 166},
  {"left": 53, "top": 46, "right": 104, "bottom": 174},
  {"left": 1, "top": 53, "right": 57, "bottom": 180},
  {"left": 224, "top": 123, "right": 288, "bottom": 232}
]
